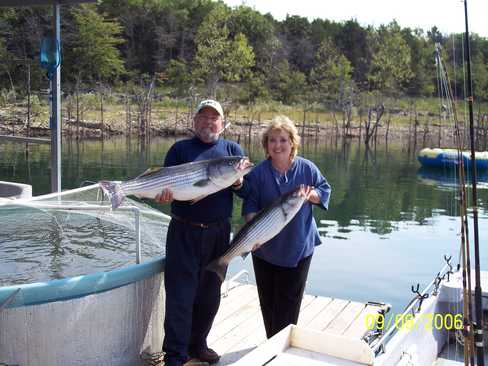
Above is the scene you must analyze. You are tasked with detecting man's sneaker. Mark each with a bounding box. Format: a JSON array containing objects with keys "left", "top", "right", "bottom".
[{"left": 188, "top": 348, "right": 220, "bottom": 365}]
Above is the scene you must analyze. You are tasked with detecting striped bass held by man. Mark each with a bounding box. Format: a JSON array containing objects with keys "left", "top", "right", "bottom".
[
  {"left": 206, "top": 184, "right": 311, "bottom": 281},
  {"left": 99, "top": 156, "right": 253, "bottom": 209}
]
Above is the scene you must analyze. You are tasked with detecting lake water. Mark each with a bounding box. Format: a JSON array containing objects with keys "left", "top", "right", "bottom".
[{"left": 0, "top": 136, "right": 487, "bottom": 314}]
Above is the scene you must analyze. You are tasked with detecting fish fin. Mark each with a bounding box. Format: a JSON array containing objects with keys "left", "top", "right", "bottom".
[
  {"left": 99, "top": 181, "right": 125, "bottom": 209},
  {"left": 135, "top": 166, "right": 163, "bottom": 179},
  {"left": 206, "top": 260, "right": 227, "bottom": 282},
  {"left": 190, "top": 195, "right": 207, "bottom": 204},
  {"left": 193, "top": 179, "right": 211, "bottom": 187},
  {"left": 241, "top": 251, "right": 250, "bottom": 260}
]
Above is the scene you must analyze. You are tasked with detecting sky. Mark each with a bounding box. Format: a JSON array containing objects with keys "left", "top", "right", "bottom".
[{"left": 222, "top": 0, "right": 488, "bottom": 38}]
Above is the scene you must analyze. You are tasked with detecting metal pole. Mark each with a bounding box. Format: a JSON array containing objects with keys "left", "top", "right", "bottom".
[
  {"left": 464, "top": 1, "right": 484, "bottom": 365},
  {"left": 50, "top": 3, "right": 61, "bottom": 193},
  {"left": 135, "top": 209, "right": 141, "bottom": 264}
]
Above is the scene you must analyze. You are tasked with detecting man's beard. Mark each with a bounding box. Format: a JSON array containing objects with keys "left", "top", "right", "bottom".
[{"left": 196, "top": 127, "right": 219, "bottom": 142}]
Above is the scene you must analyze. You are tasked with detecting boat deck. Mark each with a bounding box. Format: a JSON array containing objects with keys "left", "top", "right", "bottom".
[{"left": 203, "top": 280, "right": 389, "bottom": 365}]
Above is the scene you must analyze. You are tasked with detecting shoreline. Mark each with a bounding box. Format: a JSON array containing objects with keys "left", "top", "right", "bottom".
[{"left": 0, "top": 117, "right": 463, "bottom": 147}]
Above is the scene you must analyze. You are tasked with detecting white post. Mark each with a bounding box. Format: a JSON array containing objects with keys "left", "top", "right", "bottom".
[{"left": 50, "top": 3, "right": 61, "bottom": 193}]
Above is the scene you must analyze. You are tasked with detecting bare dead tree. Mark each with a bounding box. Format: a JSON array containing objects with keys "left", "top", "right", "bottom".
[
  {"left": 385, "top": 113, "right": 391, "bottom": 143},
  {"left": 133, "top": 75, "right": 155, "bottom": 138},
  {"left": 364, "top": 103, "right": 384, "bottom": 146}
]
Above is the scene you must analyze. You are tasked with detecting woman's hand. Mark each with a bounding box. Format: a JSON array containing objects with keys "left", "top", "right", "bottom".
[
  {"left": 306, "top": 188, "right": 321, "bottom": 204},
  {"left": 154, "top": 188, "right": 174, "bottom": 203},
  {"left": 299, "top": 185, "right": 320, "bottom": 204}
]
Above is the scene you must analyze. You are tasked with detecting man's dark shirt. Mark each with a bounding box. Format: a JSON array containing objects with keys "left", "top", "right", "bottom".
[{"left": 164, "top": 137, "right": 249, "bottom": 223}]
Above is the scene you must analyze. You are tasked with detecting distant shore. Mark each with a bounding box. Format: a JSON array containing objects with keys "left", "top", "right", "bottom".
[{"left": 0, "top": 118, "right": 452, "bottom": 142}]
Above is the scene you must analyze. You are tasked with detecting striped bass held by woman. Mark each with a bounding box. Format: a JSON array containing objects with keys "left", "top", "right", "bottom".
[
  {"left": 99, "top": 156, "right": 253, "bottom": 209},
  {"left": 206, "top": 184, "right": 311, "bottom": 281}
]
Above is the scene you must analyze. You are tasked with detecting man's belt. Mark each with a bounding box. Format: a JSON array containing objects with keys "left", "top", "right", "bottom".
[{"left": 170, "top": 214, "right": 225, "bottom": 229}]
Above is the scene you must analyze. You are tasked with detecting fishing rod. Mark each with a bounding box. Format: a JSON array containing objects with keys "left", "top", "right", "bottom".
[
  {"left": 435, "top": 42, "right": 475, "bottom": 365},
  {"left": 463, "top": 1, "right": 484, "bottom": 365}
]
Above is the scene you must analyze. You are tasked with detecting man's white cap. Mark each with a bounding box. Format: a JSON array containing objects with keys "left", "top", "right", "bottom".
[{"left": 196, "top": 99, "right": 224, "bottom": 118}]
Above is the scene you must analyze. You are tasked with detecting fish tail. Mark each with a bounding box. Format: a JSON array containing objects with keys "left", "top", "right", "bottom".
[
  {"left": 206, "top": 259, "right": 227, "bottom": 282},
  {"left": 99, "top": 181, "right": 125, "bottom": 209}
]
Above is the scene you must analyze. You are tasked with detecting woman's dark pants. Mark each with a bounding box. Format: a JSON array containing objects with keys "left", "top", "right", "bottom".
[{"left": 252, "top": 254, "right": 312, "bottom": 339}]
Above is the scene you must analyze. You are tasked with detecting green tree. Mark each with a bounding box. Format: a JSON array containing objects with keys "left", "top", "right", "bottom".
[
  {"left": 228, "top": 5, "right": 279, "bottom": 76},
  {"left": 0, "top": 37, "right": 15, "bottom": 92},
  {"left": 472, "top": 53, "right": 488, "bottom": 101},
  {"left": 367, "top": 21, "right": 413, "bottom": 94},
  {"left": 193, "top": 4, "right": 255, "bottom": 96},
  {"left": 66, "top": 4, "right": 125, "bottom": 83},
  {"left": 334, "top": 19, "right": 371, "bottom": 87},
  {"left": 402, "top": 28, "right": 436, "bottom": 96},
  {"left": 309, "top": 38, "right": 353, "bottom": 103},
  {"left": 165, "top": 58, "right": 192, "bottom": 97},
  {"left": 240, "top": 71, "right": 269, "bottom": 104},
  {"left": 268, "top": 60, "right": 307, "bottom": 105},
  {"left": 279, "top": 15, "right": 314, "bottom": 74}
]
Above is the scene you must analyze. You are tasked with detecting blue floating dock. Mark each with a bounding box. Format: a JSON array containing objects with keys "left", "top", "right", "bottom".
[{"left": 417, "top": 148, "right": 488, "bottom": 170}]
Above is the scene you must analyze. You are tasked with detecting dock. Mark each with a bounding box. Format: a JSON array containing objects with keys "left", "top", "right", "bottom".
[{"left": 204, "top": 280, "right": 389, "bottom": 365}]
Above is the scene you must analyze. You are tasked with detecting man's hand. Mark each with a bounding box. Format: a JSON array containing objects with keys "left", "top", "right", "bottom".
[
  {"left": 232, "top": 177, "right": 243, "bottom": 190},
  {"left": 154, "top": 188, "right": 174, "bottom": 203}
]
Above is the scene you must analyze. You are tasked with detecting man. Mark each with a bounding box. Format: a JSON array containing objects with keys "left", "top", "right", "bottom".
[{"left": 155, "top": 99, "right": 249, "bottom": 366}]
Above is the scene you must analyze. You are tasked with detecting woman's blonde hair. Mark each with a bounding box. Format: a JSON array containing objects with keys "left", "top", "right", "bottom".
[{"left": 261, "top": 115, "right": 301, "bottom": 160}]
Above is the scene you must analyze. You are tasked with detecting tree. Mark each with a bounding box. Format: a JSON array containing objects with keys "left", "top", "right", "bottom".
[
  {"left": 279, "top": 15, "right": 314, "bottom": 74},
  {"left": 309, "top": 38, "right": 353, "bottom": 103},
  {"left": 228, "top": 5, "right": 277, "bottom": 73},
  {"left": 0, "top": 37, "right": 15, "bottom": 93},
  {"left": 402, "top": 28, "right": 436, "bottom": 96},
  {"left": 165, "top": 58, "right": 192, "bottom": 97},
  {"left": 193, "top": 4, "right": 255, "bottom": 96},
  {"left": 334, "top": 19, "right": 371, "bottom": 87},
  {"left": 66, "top": 4, "right": 125, "bottom": 84},
  {"left": 472, "top": 53, "right": 488, "bottom": 101},
  {"left": 267, "top": 60, "right": 307, "bottom": 105},
  {"left": 427, "top": 26, "right": 445, "bottom": 44},
  {"left": 367, "top": 21, "right": 413, "bottom": 94}
]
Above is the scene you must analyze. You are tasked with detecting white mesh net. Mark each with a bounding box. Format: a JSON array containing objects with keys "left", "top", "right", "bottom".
[{"left": 0, "top": 184, "right": 169, "bottom": 286}]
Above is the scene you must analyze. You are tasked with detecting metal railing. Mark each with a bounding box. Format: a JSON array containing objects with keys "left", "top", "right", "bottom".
[{"left": 371, "top": 263, "right": 450, "bottom": 354}]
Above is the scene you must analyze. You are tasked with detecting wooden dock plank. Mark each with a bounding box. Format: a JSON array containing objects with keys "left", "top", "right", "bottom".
[
  {"left": 342, "top": 304, "right": 387, "bottom": 339},
  {"left": 208, "top": 298, "right": 260, "bottom": 345},
  {"left": 324, "top": 301, "right": 365, "bottom": 335},
  {"left": 216, "top": 325, "right": 267, "bottom": 365},
  {"left": 298, "top": 296, "right": 333, "bottom": 328},
  {"left": 211, "top": 309, "right": 264, "bottom": 357},
  {"left": 214, "top": 285, "right": 258, "bottom": 326},
  {"left": 215, "top": 290, "right": 317, "bottom": 365},
  {"left": 306, "top": 298, "right": 349, "bottom": 332},
  {"left": 209, "top": 282, "right": 383, "bottom": 365}
]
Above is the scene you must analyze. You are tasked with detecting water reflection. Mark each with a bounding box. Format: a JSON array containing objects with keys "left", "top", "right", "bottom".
[{"left": 416, "top": 166, "right": 488, "bottom": 190}]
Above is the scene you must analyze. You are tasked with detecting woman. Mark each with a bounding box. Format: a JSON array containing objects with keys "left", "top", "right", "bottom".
[{"left": 242, "top": 116, "right": 331, "bottom": 338}]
